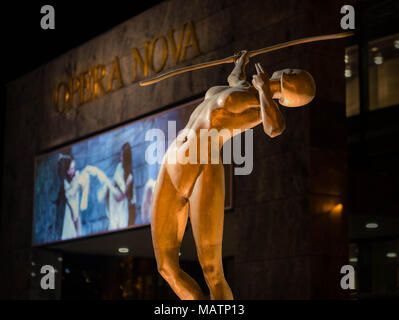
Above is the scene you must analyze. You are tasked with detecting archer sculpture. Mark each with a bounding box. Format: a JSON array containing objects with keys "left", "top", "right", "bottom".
[{"left": 145, "top": 32, "right": 352, "bottom": 300}]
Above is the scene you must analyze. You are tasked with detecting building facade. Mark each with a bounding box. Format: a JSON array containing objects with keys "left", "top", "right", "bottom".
[{"left": 4, "top": 0, "right": 392, "bottom": 299}]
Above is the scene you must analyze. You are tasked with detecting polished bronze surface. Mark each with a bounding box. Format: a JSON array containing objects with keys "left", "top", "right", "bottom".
[{"left": 150, "top": 51, "right": 315, "bottom": 300}]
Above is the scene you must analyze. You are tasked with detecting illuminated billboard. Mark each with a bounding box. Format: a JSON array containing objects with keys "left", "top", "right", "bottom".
[{"left": 33, "top": 100, "right": 232, "bottom": 246}]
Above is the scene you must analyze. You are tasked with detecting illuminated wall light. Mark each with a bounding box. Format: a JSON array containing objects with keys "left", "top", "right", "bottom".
[
  {"left": 386, "top": 252, "right": 397, "bottom": 258},
  {"left": 345, "top": 67, "right": 352, "bottom": 78},
  {"left": 344, "top": 54, "right": 349, "bottom": 64},
  {"left": 365, "top": 222, "right": 378, "bottom": 229},
  {"left": 374, "top": 53, "right": 384, "bottom": 65},
  {"left": 394, "top": 40, "right": 399, "bottom": 49},
  {"left": 370, "top": 46, "right": 378, "bottom": 52},
  {"left": 349, "top": 257, "right": 358, "bottom": 263},
  {"left": 118, "top": 247, "right": 130, "bottom": 254},
  {"left": 330, "top": 203, "right": 343, "bottom": 216}
]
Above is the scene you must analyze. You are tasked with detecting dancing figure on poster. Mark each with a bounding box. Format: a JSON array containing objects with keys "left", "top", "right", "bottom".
[
  {"left": 97, "top": 142, "right": 135, "bottom": 230},
  {"left": 55, "top": 154, "right": 107, "bottom": 239},
  {"left": 55, "top": 146, "right": 135, "bottom": 240}
]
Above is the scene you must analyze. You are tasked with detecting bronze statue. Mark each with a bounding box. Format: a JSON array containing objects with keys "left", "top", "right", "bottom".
[{"left": 150, "top": 50, "right": 316, "bottom": 300}]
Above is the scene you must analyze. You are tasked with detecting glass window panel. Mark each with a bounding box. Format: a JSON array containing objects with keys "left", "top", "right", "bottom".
[
  {"left": 368, "top": 34, "right": 399, "bottom": 111},
  {"left": 345, "top": 45, "right": 360, "bottom": 117},
  {"left": 371, "top": 240, "right": 399, "bottom": 294}
]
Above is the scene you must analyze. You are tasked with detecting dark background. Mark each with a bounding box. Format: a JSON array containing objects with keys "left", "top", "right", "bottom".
[{"left": 2, "top": 1, "right": 165, "bottom": 83}]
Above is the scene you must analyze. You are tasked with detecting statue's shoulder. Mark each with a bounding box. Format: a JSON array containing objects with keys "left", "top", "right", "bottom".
[{"left": 204, "top": 85, "right": 229, "bottom": 100}]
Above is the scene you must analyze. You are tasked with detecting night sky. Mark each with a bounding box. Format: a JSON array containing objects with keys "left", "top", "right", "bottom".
[{"left": 3, "top": 1, "right": 165, "bottom": 83}]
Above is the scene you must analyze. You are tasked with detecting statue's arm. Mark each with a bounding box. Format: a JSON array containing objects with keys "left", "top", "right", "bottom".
[
  {"left": 228, "top": 51, "right": 250, "bottom": 87},
  {"left": 252, "top": 63, "right": 286, "bottom": 138}
]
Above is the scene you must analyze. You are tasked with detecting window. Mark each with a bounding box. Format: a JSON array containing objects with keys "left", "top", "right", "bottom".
[
  {"left": 345, "top": 45, "right": 360, "bottom": 117},
  {"left": 368, "top": 34, "right": 399, "bottom": 111},
  {"left": 345, "top": 33, "right": 399, "bottom": 117}
]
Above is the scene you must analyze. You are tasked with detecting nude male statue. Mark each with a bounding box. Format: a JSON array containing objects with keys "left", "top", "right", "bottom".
[{"left": 150, "top": 51, "right": 316, "bottom": 300}]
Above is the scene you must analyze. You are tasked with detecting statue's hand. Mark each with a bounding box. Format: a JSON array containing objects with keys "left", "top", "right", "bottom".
[
  {"left": 252, "top": 63, "right": 271, "bottom": 97},
  {"left": 234, "top": 50, "right": 249, "bottom": 66}
]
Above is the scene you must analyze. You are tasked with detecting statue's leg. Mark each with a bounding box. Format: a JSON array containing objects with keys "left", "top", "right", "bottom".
[
  {"left": 189, "top": 163, "right": 233, "bottom": 300},
  {"left": 151, "top": 165, "right": 205, "bottom": 300}
]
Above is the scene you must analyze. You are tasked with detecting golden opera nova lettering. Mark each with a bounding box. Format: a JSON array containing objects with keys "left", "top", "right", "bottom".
[{"left": 53, "top": 21, "right": 200, "bottom": 113}]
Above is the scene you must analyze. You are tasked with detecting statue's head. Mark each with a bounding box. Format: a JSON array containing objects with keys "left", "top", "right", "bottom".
[{"left": 271, "top": 69, "right": 316, "bottom": 107}]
